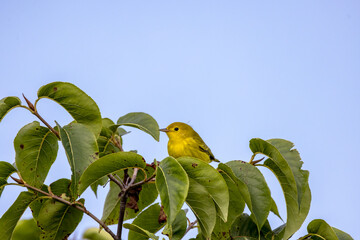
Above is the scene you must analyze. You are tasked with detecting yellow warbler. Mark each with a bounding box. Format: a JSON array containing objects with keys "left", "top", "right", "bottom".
[{"left": 160, "top": 122, "right": 219, "bottom": 163}]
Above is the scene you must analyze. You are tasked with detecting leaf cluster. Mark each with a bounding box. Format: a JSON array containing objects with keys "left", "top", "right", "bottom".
[{"left": 0, "top": 82, "right": 354, "bottom": 240}]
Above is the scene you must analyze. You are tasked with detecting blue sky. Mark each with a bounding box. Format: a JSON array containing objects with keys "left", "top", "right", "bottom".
[{"left": 0, "top": 1, "right": 359, "bottom": 239}]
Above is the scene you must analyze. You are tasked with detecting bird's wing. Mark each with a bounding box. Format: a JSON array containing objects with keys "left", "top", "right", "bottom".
[
  {"left": 198, "top": 143, "right": 219, "bottom": 162},
  {"left": 192, "top": 132, "right": 219, "bottom": 162}
]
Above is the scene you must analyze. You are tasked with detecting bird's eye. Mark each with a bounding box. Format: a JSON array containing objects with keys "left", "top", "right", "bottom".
[{"left": 174, "top": 127, "right": 179, "bottom": 131}]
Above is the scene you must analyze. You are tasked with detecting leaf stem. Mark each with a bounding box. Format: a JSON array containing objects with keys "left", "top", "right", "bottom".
[
  {"left": 10, "top": 176, "right": 118, "bottom": 240},
  {"left": 249, "top": 153, "right": 256, "bottom": 164},
  {"left": 22, "top": 94, "right": 60, "bottom": 139}
]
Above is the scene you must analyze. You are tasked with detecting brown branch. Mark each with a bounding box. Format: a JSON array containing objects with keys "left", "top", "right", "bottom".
[
  {"left": 108, "top": 174, "right": 125, "bottom": 190},
  {"left": 117, "top": 168, "right": 139, "bottom": 239},
  {"left": 184, "top": 219, "right": 198, "bottom": 235},
  {"left": 117, "top": 192, "right": 128, "bottom": 239},
  {"left": 128, "top": 168, "right": 139, "bottom": 186},
  {"left": 10, "top": 176, "right": 118, "bottom": 240},
  {"left": 22, "top": 94, "right": 60, "bottom": 139},
  {"left": 130, "top": 174, "right": 156, "bottom": 189}
]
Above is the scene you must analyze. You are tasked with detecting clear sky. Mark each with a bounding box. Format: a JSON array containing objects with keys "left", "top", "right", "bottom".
[{"left": 0, "top": 1, "right": 359, "bottom": 239}]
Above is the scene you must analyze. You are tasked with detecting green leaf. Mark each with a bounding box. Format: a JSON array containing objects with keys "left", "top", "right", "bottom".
[
  {"left": 82, "top": 227, "right": 113, "bottom": 240},
  {"left": 124, "top": 224, "right": 159, "bottom": 240},
  {"left": 230, "top": 214, "right": 274, "bottom": 240},
  {"left": 90, "top": 176, "right": 108, "bottom": 197},
  {"left": 12, "top": 218, "right": 41, "bottom": 240},
  {"left": 0, "top": 96, "right": 21, "bottom": 122},
  {"left": 212, "top": 170, "right": 246, "bottom": 239},
  {"left": 162, "top": 210, "right": 187, "bottom": 240},
  {"left": 78, "top": 151, "right": 146, "bottom": 195},
  {"left": 37, "top": 199, "right": 84, "bottom": 240},
  {"left": 0, "top": 161, "right": 17, "bottom": 179},
  {"left": 57, "top": 122, "right": 99, "bottom": 198},
  {"left": 156, "top": 157, "right": 189, "bottom": 226},
  {"left": 97, "top": 136, "right": 120, "bottom": 157},
  {"left": 117, "top": 112, "right": 160, "bottom": 141},
  {"left": 333, "top": 227, "right": 354, "bottom": 240},
  {"left": 100, "top": 118, "right": 116, "bottom": 138},
  {"left": 49, "top": 178, "right": 71, "bottom": 197},
  {"left": 252, "top": 138, "right": 311, "bottom": 239},
  {"left": 14, "top": 121, "right": 58, "bottom": 188},
  {"left": 307, "top": 219, "right": 339, "bottom": 240},
  {"left": 0, "top": 191, "right": 37, "bottom": 240},
  {"left": 127, "top": 203, "right": 165, "bottom": 240},
  {"left": 177, "top": 157, "right": 229, "bottom": 222},
  {"left": 270, "top": 197, "right": 282, "bottom": 221},
  {"left": 230, "top": 214, "right": 259, "bottom": 239},
  {"left": 0, "top": 178, "right": 7, "bottom": 196},
  {"left": 186, "top": 178, "right": 216, "bottom": 238},
  {"left": 219, "top": 161, "right": 271, "bottom": 231},
  {"left": 0, "top": 161, "right": 17, "bottom": 196},
  {"left": 37, "top": 82, "right": 102, "bottom": 136}
]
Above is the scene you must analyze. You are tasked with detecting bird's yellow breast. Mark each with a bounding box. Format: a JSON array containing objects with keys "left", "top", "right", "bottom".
[{"left": 167, "top": 137, "right": 210, "bottom": 163}]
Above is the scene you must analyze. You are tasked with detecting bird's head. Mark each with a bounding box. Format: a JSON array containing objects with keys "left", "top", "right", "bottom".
[{"left": 159, "top": 122, "right": 194, "bottom": 140}]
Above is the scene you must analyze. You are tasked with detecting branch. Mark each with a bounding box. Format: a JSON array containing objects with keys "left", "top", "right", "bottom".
[
  {"left": 249, "top": 153, "right": 265, "bottom": 165},
  {"left": 117, "top": 192, "right": 128, "bottom": 239},
  {"left": 117, "top": 168, "right": 139, "bottom": 239},
  {"left": 130, "top": 173, "right": 156, "bottom": 189},
  {"left": 10, "top": 176, "right": 118, "bottom": 240},
  {"left": 128, "top": 168, "right": 139, "bottom": 186},
  {"left": 22, "top": 94, "right": 60, "bottom": 139},
  {"left": 184, "top": 219, "right": 198, "bottom": 236},
  {"left": 108, "top": 174, "right": 125, "bottom": 190},
  {"left": 112, "top": 135, "right": 124, "bottom": 152}
]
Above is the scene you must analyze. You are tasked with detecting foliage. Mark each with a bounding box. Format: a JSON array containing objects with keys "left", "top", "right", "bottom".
[{"left": 0, "top": 82, "right": 353, "bottom": 240}]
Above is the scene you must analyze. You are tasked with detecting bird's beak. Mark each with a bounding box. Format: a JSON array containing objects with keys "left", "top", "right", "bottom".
[{"left": 159, "top": 128, "right": 169, "bottom": 132}]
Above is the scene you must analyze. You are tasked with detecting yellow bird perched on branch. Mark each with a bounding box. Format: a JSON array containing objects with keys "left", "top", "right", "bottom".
[{"left": 160, "top": 122, "right": 219, "bottom": 163}]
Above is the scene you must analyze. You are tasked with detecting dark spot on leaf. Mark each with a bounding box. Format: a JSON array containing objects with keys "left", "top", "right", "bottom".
[
  {"left": 30, "top": 168, "right": 33, "bottom": 171},
  {"left": 37, "top": 175, "right": 40, "bottom": 177},
  {"left": 192, "top": 163, "right": 198, "bottom": 168},
  {"left": 95, "top": 152, "right": 99, "bottom": 156},
  {"left": 35, "top": 128, "right": 39, "bottom": 130},
  {"left": 20, "top": 144, "right": 24, "bottom": 149},
  {"left": 208, "top": 180, "right": 211, "bottom": 182},
  {"left": 53, "top": 87, "right": 58, "bottom": 91}
]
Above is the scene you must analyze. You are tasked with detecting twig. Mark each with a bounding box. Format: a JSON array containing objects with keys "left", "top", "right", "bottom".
[
  {"left": 251, "top": 157, "right": 265, "bottom": 165},
  {"left": 130, "top": 174, "right": 156, "bottom": 189},
  {"left": 249, "top": 153, "right": 256, "bottom": 164},
  {"left": 184, "top": 219, "right": 198, "bottom": 235},
  {"left": 22, "top": 94, "right": 60, "bottom": 139},
  {"left": 10, "top": 176, "right": 118, "bottom": 240},
  {"left": 128, "top": 168, "right": 139, "bottom": 186},
  {"left": 112, "top": 135, "right": 124, "bottom": 152},
  {"left": 108, "top": 174, "right": 125, "bottom": 190}
]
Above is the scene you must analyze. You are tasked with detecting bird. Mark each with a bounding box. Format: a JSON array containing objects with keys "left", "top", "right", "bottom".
[{"left": 159, "top": 122, "right": 219, "bottom": 163}]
